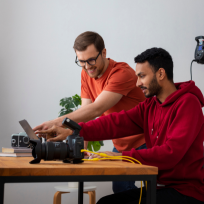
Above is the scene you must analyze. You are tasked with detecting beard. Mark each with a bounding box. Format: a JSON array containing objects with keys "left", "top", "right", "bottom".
[
  {"left": 141, "top": 75, "right": 162, "bottom": 98},
  {"left": 85, "top": 59, "right": 105, "bottom": 78}
]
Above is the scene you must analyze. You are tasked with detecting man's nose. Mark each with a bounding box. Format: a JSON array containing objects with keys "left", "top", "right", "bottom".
[{"left": 136, "top": 77, "right": 141, "bottom": 87}]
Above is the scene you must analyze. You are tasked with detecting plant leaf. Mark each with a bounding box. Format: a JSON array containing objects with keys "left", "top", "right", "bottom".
[
  {"left": 92, "top": 141, "right": 101, "bottom": 151},
  {"left": 65, "top": 102, "right": 75, "bottom": 110},
  {"left": 72, "top": 94, "right": 81, "bottom": 107},
  {"left": 99, "top": 140, "right": 104, "bottom": 146},
  {"left": 87, "top": 142, "right": 93, "bottom": 151},
  {"left": 59, "top": 95, "right": 81, "bottom": 117},
  {"left": 58, "top": 109, "right": 73, "bottom": 117},
  {"left": 60, "top": 97, "right": 72, "bottom": 107}
]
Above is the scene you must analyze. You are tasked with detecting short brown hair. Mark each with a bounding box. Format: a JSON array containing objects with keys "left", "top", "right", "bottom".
[{"left": 73, "top": 31, "right": 105, "bottom": 52}]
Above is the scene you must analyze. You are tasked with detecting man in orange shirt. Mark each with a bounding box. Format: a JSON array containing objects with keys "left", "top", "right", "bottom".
[{"left": 33, "top": 31, "right": 146, "bottom": 193}]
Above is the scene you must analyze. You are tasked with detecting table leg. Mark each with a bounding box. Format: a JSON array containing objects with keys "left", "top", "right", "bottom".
[
  {"left": 0, "top": 179, "right": 4, "bottom": 204},
  {"left": 146, "top": 176, "right": 156, "bottom": 204},
  {"left": 78, "top": 182, "right": 84, "bottom": 204}
]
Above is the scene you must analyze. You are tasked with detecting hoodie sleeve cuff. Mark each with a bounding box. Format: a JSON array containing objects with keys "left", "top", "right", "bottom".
[
  {"left": 122, "top": 150, "right": 142, "bottom": 164},
  {"left": 122, "top": 151, "right": 131, "bottom": 157},
  {"left": 78, "top": 122, "right": 86, "bottom": 138},
  {"left": 122, "top": 151, "right": 133, "bottom": 163}
]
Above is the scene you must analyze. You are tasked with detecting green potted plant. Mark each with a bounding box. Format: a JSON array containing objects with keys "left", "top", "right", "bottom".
[{"left": 59, "top": 94, "right": 103, "bottom": 151}]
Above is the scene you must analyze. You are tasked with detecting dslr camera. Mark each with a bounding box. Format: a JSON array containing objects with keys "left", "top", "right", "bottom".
[
  {"left": 11, "top": 132, "right": 29, "bottom": 148},
  {"left": 28, "top": 118, "right": 84, "bottom": 164}
]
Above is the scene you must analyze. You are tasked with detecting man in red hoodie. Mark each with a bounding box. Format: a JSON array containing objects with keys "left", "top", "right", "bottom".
[{"left": 37, "top": 48, "right": 204, "bottom": 203}]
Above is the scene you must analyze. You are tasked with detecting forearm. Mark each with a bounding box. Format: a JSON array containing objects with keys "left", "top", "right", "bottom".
[
  {"left": 53, "top": 91, "right": 123, "bottom": 126},
  {"left": 54, "top": 103, "right": 102, "bottom": 125},
  {"left": 79, "top": 109, "right": 143, "bottom": 141}
]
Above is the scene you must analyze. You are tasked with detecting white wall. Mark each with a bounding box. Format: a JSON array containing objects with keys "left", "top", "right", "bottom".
[{"left": 0, "top": 0, "right": 204, "bottom": 203}]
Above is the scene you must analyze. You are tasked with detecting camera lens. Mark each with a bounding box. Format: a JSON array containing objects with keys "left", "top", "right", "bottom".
[
  {"left": 23, "top": 137, "right": 29, "bottom": 144},
  {"left": 12, "top": 139, "right": 16, "bottom": 144},
  {"left": 46, "top": 142, "right": 70, "bottom": 160},
  {"left": 32, "top": 142, "right": 70, "bottom": 161}
]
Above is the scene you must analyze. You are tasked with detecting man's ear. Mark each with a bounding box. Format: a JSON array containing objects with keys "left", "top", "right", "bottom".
[
  {"left": 158, "top": 68, "right": 166, "bottom": 80},
  {"left": 101, "top": 48, "right": 106, "bottom": 58}
]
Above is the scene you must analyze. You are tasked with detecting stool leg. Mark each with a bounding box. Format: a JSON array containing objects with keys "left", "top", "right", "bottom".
[
  {"left": 87, "top": 191, "right": 96, "bottom": 204},
  {"left": 53, "top": 191, "right": 70, "bottom": 204}
]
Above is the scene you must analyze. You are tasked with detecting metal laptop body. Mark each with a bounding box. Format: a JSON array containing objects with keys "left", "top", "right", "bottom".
[{"left": 19, "top": 120, "right": 39, "bottom": 140}]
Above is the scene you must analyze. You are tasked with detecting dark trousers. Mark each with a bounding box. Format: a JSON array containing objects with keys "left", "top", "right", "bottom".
[{"left": 97, "top": 187, "right": 204, "bottom": 204}]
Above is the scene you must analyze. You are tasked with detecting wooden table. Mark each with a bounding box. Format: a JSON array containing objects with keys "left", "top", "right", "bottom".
[{"left": 0, "top": 157, "right": 158, "bottom": 204}]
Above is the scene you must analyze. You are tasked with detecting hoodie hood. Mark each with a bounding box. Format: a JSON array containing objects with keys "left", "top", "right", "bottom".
[{"left": 155, "top": 81, "right": 204, "bottom": 107}]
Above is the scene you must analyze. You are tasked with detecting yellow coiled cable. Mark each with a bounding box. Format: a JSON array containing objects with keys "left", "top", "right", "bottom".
[{"left": 81, "top": 149, "right": 147, "bottom": 204}]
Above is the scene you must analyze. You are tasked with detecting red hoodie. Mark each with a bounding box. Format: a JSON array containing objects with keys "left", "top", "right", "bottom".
[{"left": 79, "top": 81, "right": 204, "bottom": 202}]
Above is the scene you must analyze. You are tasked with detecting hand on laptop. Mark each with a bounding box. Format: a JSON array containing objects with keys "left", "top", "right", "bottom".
[
  {"left": 35, "top": 126, "right": 72, "bottom": 142},
  {"left": 33, "top": 118, "right": 63, "bottom": 132}
]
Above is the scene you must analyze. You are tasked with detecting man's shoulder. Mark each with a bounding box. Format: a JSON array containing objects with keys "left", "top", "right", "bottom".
[
  {"left": 109, "top": 58, "right": 133, "bottom": 70},
  {"left": 108, "top": 59, "right": 135, "bottom": 77},
  {"left": 176, "top": 92, "right": 200, "bottom": 104},
  {"left": 166, "top": 93, "right": 202, "bottom": 116},
  {"left": 179, "top": 93, "right": 202, "bottom": 110}
]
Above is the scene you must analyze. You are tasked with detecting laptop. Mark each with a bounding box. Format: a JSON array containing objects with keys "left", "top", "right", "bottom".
[{"left": 19, "top": 120, "right": 39, "bottom": 140}]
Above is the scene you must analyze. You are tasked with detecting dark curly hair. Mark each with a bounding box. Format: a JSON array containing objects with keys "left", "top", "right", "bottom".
[{"left": 134, "top": 48, "right": 173, "bottom": 81}]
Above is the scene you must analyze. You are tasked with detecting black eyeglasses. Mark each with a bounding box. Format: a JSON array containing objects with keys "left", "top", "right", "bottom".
[{"left": 75, "top": 51, "right": 101, "bottom": 67}]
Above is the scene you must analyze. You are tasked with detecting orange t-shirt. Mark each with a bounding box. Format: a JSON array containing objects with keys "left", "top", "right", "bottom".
[{"left": 81, "top": 58, "right": 146, "bottom": 152}]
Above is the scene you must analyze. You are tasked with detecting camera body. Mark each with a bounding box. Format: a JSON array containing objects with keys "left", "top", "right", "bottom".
[
  {"left": 65, "top": 135, "right": 84, "bottom": 161},
  {"left": 11, "top": 132, "right": 29, "bottom": 148},
  {"left": 29, "top": 118, "right": 84, "bottom": 164}
]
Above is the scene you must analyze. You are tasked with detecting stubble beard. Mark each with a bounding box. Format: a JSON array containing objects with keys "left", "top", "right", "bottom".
[
  {"left": 86, "top": 59, "right": 105, "bottom": 78},
  {"left": 145, "top": 75, "right": 162, "bottom": 98}
]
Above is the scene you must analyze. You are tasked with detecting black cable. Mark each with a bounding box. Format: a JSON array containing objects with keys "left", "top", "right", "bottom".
[{"left": 190, "top": 60, "right": 196, "bottom": 80}]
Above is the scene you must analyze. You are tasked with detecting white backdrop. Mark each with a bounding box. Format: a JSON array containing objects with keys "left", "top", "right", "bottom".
[{"left": 0, "top": 0, "right": 204, "bottom": 203}]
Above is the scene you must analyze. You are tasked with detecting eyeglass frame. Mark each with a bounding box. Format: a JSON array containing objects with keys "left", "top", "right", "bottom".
[{"left": 75, "top": 51, "right": 102, "bottom": 67}]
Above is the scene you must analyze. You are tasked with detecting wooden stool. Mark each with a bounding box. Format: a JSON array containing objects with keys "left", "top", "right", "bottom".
[{"left": 53, "top": 185, "right": 96, "bottom": 204}]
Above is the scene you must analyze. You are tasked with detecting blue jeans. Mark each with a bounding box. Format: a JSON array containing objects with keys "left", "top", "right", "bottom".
[{"left": 112, "top": 143, "right": 147, "bottom": 194}]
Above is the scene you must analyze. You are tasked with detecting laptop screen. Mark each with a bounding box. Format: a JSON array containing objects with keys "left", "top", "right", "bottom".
[{"left": 19, "top": 120, "right": 39, "bottom": 140}]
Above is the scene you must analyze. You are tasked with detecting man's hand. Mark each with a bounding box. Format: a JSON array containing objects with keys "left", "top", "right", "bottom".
[
  {"left": 33, "top": 119, "right": 64, "bottom": 139},
  {"left": 35, "top": 126, "right": 72, "bottom": 142},
  {"left": 33, "top": 118, "right": 63, "bottom": 132},
  {"left": 89, "top": 151, "right": 122, "bottom": 159}
]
